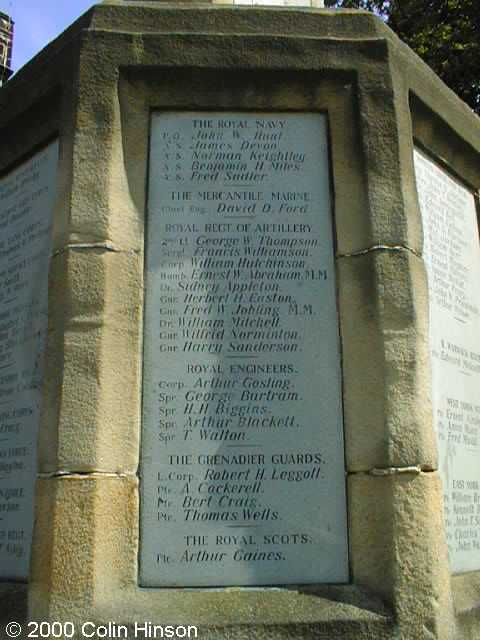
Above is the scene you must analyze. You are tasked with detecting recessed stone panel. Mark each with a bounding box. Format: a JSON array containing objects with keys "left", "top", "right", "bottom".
[
  {"left": 140, "top": 112, "right": 348, "bottom": 587},
  {"left": 0, "top": 141, "right": 58, "bottom": 580},
  {"left": 415, "top": 148, "right": 480, "bottom": 574}
]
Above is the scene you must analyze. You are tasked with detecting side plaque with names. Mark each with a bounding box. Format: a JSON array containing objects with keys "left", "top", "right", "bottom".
[
  {"left": 140, "top": 113, "right": 348, "bottom": 587},
  {"left": 415, "top": 148, "right": 480, "bottom": 573},
  {"left": 0, "top": 141, "right": 58, "bottom": 580}
]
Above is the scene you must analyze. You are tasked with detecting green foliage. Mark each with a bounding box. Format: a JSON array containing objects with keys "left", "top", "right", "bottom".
[{"left": 324, "top": 0, "right": 480, "bottom": 113}]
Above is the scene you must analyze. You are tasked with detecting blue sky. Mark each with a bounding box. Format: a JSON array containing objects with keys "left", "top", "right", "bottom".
[{"left": 0, "top": 0, "right": 97, "bottom": 73}]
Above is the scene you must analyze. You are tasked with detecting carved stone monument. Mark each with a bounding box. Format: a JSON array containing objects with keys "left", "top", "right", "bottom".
[{"left": 0, "top": 1, "right": 479, "bottom": 639}]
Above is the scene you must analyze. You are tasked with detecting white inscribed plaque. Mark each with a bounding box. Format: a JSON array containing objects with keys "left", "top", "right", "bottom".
[
  {"left": 140, "top": 112, "right": 348, "bottom": 587},
  {"left": 415, "top": 148, "right": 480, "bottom": 573},
  {"left": 0, "top": 141, "right": 58, "bottom": 579}
]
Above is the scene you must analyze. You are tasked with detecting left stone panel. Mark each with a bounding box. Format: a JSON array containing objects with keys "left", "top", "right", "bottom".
[{"left": 0, "top": 141, "right": 58, "bottom": 580}]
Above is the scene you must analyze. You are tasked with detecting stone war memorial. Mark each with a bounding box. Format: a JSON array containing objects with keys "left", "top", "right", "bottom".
[{"left": 0, "top": 0, "right": 479, "bottom": 638}]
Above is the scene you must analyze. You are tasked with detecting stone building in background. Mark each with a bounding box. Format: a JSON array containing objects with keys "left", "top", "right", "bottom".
[{"left": 0, "top": 11, "right": 13, "bottom": 86}]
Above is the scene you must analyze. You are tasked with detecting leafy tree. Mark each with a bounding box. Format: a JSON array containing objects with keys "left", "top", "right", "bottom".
[{"left": 324, "top": 0, "right": 480, "bottom": 114}]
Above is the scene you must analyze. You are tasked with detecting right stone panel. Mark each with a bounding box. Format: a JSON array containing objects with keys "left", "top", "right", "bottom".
[{"left": 415, "top": 148, "right": 480, "bottom": 573}]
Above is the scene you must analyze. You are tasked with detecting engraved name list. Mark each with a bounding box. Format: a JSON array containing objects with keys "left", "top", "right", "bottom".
[
  {"left": 140, "top": 113, "right": 348, "bottom": 587},
  {"left": 0, "top": 142, "right": 58, "bottom": 579},
  {"left": 415, "top": 148, "right": 480, "bottom": 573}
]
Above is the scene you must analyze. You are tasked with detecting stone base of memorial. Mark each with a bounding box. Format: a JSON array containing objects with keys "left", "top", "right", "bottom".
[{"left": 0, "top": 2, "right": 479, "bottom": 639}]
